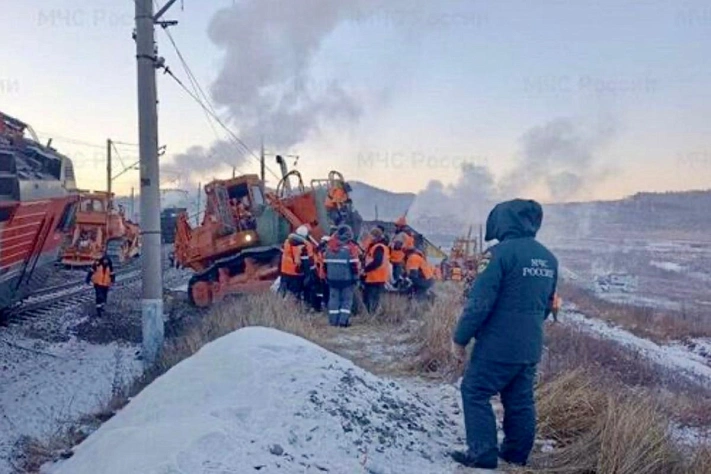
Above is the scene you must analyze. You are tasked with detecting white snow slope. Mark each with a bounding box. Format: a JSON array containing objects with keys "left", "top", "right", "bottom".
[
  {"left": 46, "top": 327, "right": 466, "bottom": 474},
  {"left": 0, "top": 336, "right": 141, "bottom": 474}
]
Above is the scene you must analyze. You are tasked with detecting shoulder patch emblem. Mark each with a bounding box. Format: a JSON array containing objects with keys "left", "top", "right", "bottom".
[{"left": 477, "top": 251, "right": 492, "bottom": 274}]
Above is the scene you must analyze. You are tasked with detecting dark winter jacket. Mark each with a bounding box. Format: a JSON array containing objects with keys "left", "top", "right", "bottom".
[{"left": 453, "top": 199, "right": 558, "bottom": 364}]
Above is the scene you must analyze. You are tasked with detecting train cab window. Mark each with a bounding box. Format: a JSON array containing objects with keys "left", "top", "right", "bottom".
[
  {"left": 80, "top": 198, "right": 104, "bottom": 213},
  {"left": 57, "top": 201, "right": 77, "bottom": 232},
  {"left": 251, "top": 185, "right": 265, "bottom": 207}
]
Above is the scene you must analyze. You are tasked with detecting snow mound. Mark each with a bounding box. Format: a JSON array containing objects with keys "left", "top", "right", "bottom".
[{"left": 46, "top": 327, "right": 462, "bottom": 474}]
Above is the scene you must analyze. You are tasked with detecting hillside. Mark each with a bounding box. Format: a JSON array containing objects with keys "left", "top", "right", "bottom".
[{"left": 348, "top": 180, "right": 415, "bottom": 221}]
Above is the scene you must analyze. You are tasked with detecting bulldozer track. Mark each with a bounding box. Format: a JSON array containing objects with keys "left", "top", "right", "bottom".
[{"left": 1, "top": 267, "right": 142, "bottom": 325}]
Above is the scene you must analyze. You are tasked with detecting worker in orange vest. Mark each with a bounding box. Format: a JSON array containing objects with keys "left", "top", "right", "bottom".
[
  {"left": 363, "top": 227, "right": 390, "bottom": 314},
  {"left": 324, "top": 180, "right": 349, "bottom": 225},
  {"left": 451, "top": 263, "right": 463, "bottom": 282},
  {"left": 312, "top": 235, "right": 330, "bottom": 312},
  {"left": 85, "top": 255, "right": 115, "bottom": 316},
  {"left": 279, "top": 225, "right": 313, "bottom": 300},
  {"left": 404, "top": 248, "right": 435, "bottom": 300},
  {"left": 389, "top": 216, "right": 414, "bottom": 284}
]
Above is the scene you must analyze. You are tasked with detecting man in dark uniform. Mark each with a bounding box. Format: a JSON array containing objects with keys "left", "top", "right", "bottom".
[{"left": 451, "top": 199, "right": 558, "bottom": 470}]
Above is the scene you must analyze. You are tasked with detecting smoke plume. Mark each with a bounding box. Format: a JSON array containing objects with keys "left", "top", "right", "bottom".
[
  {"left": 163, "top": 0, "right": 383, "bottom": 184},
  {"left": 161, "top": 140, "right": 239, "bottom": 186},
  {"left": 502, "top": 117, "right": 615, "bottom": 201},
  {"left": 409, "top": 117, "right": 615, "bottom": 233},
  {"left": 164, "top": 0, "right": 478, "bottom": 183}
]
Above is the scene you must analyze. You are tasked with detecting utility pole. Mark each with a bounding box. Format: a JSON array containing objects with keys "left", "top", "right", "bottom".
[
  {"left": 135, "top": 0, "right": 177, "bottom": 365},
  {"left": 260, "top": 136, "right": 265, "bottom": 185},
  {"left": 131, "top": 187, "right": 135, "bottom": 221},
  {"left": 106, "top": 139, "right": 112, "bottom": 205},
  {"left": 196, "top": 181, "right": 201, "bottom": 226}
]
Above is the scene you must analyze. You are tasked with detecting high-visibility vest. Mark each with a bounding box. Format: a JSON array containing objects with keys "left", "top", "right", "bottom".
[
  {"left": 365, "top": 242, "right": 389, "bottom": 284},
  {"left": 403, "top": 233, "right": 415, "bottom": 250},
  {"left": 281, "top": 240, "right": 307, "bottom": 276},
  {"left": 451, "top": 267, "right": 463, "bottom": 281},
  {"left": 91, "top": 264, "right": 113, "bottom": 287},
  {"left": 406, "top": 252, "right": 434, "bottom": 280},
  {"left": 324, "top": 187, "right": 348, "bottom": 210},
  {"left": 389, "top": 237, "right": 405, "bottom": 264},
  {"left": 314, "top": 250, "right": 326, "bottom": 280}
]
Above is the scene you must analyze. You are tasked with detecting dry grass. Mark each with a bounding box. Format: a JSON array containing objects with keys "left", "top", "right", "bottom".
[
  {"left": 561, "top": 281, "right": 711, "bottom": 342},
  {"left": 404, "top": 283, "right": 711, "bottom": 473},
  {"left": 408, "top": 283, "right": 464, "bottom": 378},
  {"left": 531, "top": 369, "right": 689, "bottom": 474}
]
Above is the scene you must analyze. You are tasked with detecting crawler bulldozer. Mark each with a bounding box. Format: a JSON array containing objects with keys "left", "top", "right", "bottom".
[
  {"left": 60, "top": 191, "right": 141, "bottom": 267},
  {"left": 174, "top": 158, "right": 361, "bottom": 307}
]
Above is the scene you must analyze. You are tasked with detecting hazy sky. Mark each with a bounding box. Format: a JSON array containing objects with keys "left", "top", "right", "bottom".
[{"left": 1, "top": 0, "right": 710, "bottom": 201}]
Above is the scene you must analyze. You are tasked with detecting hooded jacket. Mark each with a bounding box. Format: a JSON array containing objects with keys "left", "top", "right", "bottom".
[{"left": 453, "top": 199, "right": 558, "bottom": 364}]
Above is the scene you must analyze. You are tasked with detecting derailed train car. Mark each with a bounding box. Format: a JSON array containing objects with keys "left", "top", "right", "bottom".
[{"left": 0, "top": 111, "right": 78, "bottom": 312}]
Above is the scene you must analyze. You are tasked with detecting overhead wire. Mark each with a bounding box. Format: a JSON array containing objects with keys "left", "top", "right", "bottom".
[{"left": 150, "top": 2, "right": 281, "bottom": 180}]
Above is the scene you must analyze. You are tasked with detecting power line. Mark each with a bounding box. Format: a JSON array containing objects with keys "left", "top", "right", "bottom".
[
  {"left": 152, "top": 14, "right": 280, "bottom": 180},
  {"left": 111, "top": 140, "right": 127, "bottom": 170}
]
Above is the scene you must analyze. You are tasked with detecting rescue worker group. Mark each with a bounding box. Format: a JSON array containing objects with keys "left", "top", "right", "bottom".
[{"left": 278, "top": 214, "right": 435, "bottom": 327}]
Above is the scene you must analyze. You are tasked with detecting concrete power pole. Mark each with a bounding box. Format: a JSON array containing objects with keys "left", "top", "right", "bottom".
[
  {"left": 260, "top": 137, "right": 265, "bottom": 185},
  {"left": 134, "top": 0, "right": 175, "bottom": 365},
  {"left": 106, "top": 139, "right": 112, "bottom": 202},
  {"left": 131, "top": 186, "right": 135, "bottom": 221},
  {"left": 196, "top": 182, "right": 201, "bottom": 226}
]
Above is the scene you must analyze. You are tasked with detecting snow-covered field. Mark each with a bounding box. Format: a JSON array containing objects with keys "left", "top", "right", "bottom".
[
  {"left": 0, "top": 334, "right": 141, "bottom": 474},
  {"left": 45, "top": 327, "right": 472, "bottom": 474}
]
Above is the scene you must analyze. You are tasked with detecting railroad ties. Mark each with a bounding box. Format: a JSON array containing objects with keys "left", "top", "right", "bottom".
[{"left": 1, "top": 266, "right": 142, "bottom": 326}]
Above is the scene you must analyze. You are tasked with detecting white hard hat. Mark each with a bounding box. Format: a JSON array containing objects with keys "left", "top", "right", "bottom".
[
  {"left": 296, "top": 225, "right": 309, "bottom": 237},
  {"left": 320, "top": 236, "right": 331, "bottom": 242}
]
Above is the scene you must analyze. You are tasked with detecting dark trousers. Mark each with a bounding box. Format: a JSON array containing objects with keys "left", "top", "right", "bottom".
[
  {"left": 391, "top": 263, "right": 404, "bottom": 283},
  {"left": 410, "top": 278, "right": 434, "bottom": 301},
  {"left": 363, "top": 283, "right": 384, "bottom": 314},
  {"left": 310, "top": 278, "right": 327, "bottom": 312},
  {"left": 280, "top": 274, "right": 304, "bottom": 300},
  {"left": 94, "top": 285, "right": 109, "bottom": 315},
  {"left": 328, "top": 284, "right": 355, "bottom": 326},
  {"left": 461, "top": 358, "right": 537, "bottom": 467}
]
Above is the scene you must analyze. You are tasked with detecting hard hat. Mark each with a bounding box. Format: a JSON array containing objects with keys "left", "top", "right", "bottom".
[
  {"left": 395, "top": 216, "right": 407, "bottom": 226},
  {"left": 320, "top": 236, "right": 331, "bottom": 243},
  {"left": 296, "top": 225, "right": 309, "bottom": 237}
]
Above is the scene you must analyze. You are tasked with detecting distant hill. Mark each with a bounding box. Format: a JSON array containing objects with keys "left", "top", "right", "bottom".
[
  {"left": 348, "top": 181, "right": 414, "bottom": 221},
  {"left": 540, "top": 189, "right": 711, "bottom": 242}
]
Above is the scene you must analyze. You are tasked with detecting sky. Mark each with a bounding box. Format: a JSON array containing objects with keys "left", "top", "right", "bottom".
[{"left": 1, "top": 0, "right": 710, "bottom": 202}]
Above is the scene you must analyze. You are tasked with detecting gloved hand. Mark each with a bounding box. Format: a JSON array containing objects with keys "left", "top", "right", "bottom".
[{"left": 451, "top": 341, "right": 467, "bottom": 363}]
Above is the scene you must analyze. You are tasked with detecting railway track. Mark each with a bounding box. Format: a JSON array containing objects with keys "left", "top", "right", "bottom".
[{"left": 1, "top": 266, "right": 142, "bottom": 325}]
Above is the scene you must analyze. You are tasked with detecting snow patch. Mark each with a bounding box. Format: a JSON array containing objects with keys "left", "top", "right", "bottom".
[
  {"left": 0, "top": 336, "right": 141, "bottom": 473},
  {"left": 650, "top": 261, "right": 685, "bottom": 273},
  {"left": 562, "top": 310, "right": 711, "bottom": 385},
  {"left": 46, "top": 327, "right": 468, "bottom": 474}
]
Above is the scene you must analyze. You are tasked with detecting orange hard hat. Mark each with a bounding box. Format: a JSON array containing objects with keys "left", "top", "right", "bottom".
[{"left": 395, "top": 216, "right": 407, "bottom": 226}]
